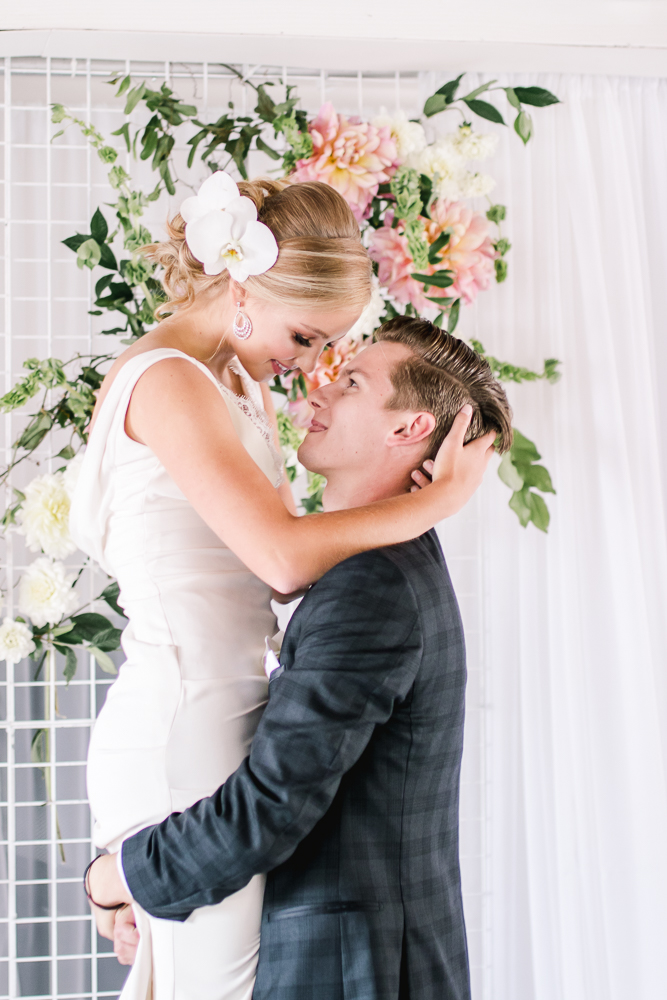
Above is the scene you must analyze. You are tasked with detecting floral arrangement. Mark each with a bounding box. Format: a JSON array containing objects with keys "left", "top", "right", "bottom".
[{"left": 0, "top": 67, "right": 561, "bottom": 722}]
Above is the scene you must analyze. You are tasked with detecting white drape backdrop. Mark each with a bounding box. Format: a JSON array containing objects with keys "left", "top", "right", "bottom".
[{"left": 459, "top": 74, "right": 667, "bottom": 1000}]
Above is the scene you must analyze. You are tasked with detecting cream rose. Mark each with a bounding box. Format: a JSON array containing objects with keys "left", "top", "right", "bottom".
[{"left": 18, "top": 558, "right": 79, "bottom": 628}]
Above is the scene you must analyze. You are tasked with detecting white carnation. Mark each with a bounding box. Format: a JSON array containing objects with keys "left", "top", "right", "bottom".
[
  {"left": 63, "top": 453, "right": 84, "bottom": 498},
  {"left": 372, "top": 109, "right": 427, "bottom": 161},
  {"left": 347, "top": 278, "right": 386, "bottom": 343},
  {"left": 0, "top": 617, "right": 36, "bottom": 665},
  {"left": 17, "top": 471, "right": 76, "bottom": 559},
  {"left": 451, "top": 127, "right": 498, "bottom": 162},
  {"left": 460, "top": 171, "right": 496, "bottom": 198},
  {"left": 18, "top": 558, "right": 79, "bottom": 628}
]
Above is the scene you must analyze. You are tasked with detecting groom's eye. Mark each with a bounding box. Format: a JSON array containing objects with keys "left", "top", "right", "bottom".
[{"left": 294, "top": 333, "right": 312, "bottom": 348}]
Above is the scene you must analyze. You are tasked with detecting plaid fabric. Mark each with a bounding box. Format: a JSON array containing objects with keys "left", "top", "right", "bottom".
[{"left": 123, "top": 530, "right": 470, "bottom": 1000}]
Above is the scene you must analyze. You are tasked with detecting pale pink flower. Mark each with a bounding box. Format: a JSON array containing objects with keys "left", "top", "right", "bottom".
[
  {"left": 369, "top": 201, "right": 496, "bottom": 312},
  {"left": 292, "top": 103, "right": 399, "bottom": 222},
  {"left": 428, "top": 200, "right": 496, "bottom": 306},
  {"left": 283, "top": 337, "right": 363, "bottom": 428}
]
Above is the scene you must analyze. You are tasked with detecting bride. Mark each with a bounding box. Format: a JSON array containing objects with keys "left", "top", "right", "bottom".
[{"left": 71, "top": 172, "right": 492, "bottom": 1000}]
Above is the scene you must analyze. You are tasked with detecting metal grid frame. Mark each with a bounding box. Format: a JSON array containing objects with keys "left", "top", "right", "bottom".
[{"left": 0, "top": 55, "right": 492, "bottom": 1000}]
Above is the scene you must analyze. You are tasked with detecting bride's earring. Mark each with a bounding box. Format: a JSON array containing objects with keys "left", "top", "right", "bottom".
[{"left": 232, "top": 302, "right": 252, "bottom": 340}]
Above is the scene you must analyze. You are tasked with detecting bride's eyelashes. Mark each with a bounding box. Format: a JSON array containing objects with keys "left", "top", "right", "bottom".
[{"left": 293, "top": 333, "right": 312, "bottom": 348}]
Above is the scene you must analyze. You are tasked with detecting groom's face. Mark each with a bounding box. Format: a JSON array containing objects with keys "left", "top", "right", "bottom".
[{"left": 297, "top": 341, "right": 417, "bottom": 478}]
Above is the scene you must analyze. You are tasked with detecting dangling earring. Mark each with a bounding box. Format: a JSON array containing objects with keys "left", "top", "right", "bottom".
[{"left": 233, "top": 302, "right": 252, "bottom": 340}]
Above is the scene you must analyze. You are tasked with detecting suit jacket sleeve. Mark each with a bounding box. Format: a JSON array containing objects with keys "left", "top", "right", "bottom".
[{"left": 121, "top": 549, "right": 422, "bottom": 920}]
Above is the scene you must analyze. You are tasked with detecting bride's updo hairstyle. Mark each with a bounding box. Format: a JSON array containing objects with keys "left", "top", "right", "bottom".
[{"left": 146, "top": 178, "right": 372, "bottom": 316}]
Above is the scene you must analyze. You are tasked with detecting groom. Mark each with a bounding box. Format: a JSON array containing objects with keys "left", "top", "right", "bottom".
[{"left": 89, "top": 316, "right": 512, "bottom": 999}]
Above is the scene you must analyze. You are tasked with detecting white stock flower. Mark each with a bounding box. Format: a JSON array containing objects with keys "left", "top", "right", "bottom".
[
  {"left": 0, "top": 618, "right": 36, "bottom": 665},
  {"left": 347, "top": 278, "right": 386, "bottom": 343},
  {"left": 180, "top": 172, "right": 279, "bottom": 281},
  {"left": 460, "top": 171, "right": 496, "bottom": 198},
  {"left": 407, "top": 140, "right": 468, "bottom": 201},
  {"left": 372, "top": 109, "right": 427, "bottom": 161},
  {"left": 17, "top": 471, "right": 76, "bottom": 559},
  {"left": 18, "top": 558, "right": 79, "bottom": 628},
  {"left": 450, "top": 127, "right": 498, "bottom": 162}
]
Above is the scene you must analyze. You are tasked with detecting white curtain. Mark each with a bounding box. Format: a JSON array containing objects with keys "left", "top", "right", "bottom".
[{"left": 458, "top": 73, "right": 667, "bottom": 1000}]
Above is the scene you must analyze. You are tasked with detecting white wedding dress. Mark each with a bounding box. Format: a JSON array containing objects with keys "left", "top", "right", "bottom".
[{"left": 70, "top": 349, "right": 284, "bottom": 1000}]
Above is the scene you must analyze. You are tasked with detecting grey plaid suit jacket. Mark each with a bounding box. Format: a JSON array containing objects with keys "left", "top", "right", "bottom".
[{"left": 122, "top": 529, "right": 470, "bottom": 1000}]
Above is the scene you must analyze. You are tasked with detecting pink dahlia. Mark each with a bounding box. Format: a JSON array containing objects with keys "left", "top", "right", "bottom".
[
  {"left": 428, "top": 200, "right": 496, "bottom": 306},
  {"left": 369, "top": 201, "right": 496, "bottom": 312},
  {"left": 291, "top": 103, "right": 399, "bottom": 222}
]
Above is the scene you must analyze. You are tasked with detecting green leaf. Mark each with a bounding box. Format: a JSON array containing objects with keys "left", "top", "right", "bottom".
[
  {"left": 427, "top": 229, "right": 451, "bottom": 264},
  {"left": 434, "top": 73, "right": 465, "bottom": 104},
  {"left": 89, "top": 626, "right": 123, "bottom": 652},
  {"left": 116, "top": 75, "right": 132, "bottom": 97},
  {"left": 511, "top": 428, "right": 541, "bottom": 463},
  {"left": 463, "top": 98, "right": 506, "bottom": 125},
  {"left": 62, "top": 647, "right": 78, "bottom": 684},
  {"left": 509, "top": 487, "right": 532, "bottom": 527},
  {"left": 57, "top": 444, "right": 76, "bottom": 460},
  {"left": 255, "top": 84, "right": 276, "bottom": 123},
  {"left": 256, "top": 136, "right": 281, "bottom": 160},
  {"left": 526, "top": 490, "right": 550, "bottom": 532},
  {"left": 68, "top": 613, "right": 116, "bottom": 642},
  {"left": 521, "top": 463, "right": 556, "bottom": 494},
  {"left": 461, "top": 80, "right": 496, "bottom": 101},
  {"left": 498, "top": 452, "right": 524, "bottom": 491},
  {"left": 447, "top": 298, "right": 461, "bottom": 333},
  {"left": 513, "top": 86, "right": 560, "bottom": 108},
  {"left": 90, "top": 208, "right": 108, "bottom": 244},
  {"left": 51, "top": 103, "right": 67, "bottom": 124},
  {"left": 76, "top": 238, "right": 101, "bottom": 270},
  {"left": 486, "top": 203, "right": 507, "bottom": 224},
  {"left": 514, "top": 110, "right": 533, "bottom": 145},
  {"left": 111, "top": 122, "right": 131, "bottom": 152},
  {"left": 31, "top": 728, "right": 47, "bottom": 765},
  {"left": 411, "top": 271, "right": 454, "bottom": 288},
  {"left": 505, "top": 87, "right": 521, "bottom": 111},
  {"left": 15, "top": 411, "right": 53, "bottom": 451},
  {"left": 89, "top": 646, "right": 117, "bottom": 675},
  {"left": 423, "top": 94, "right": 450, "bottom": 118},
  {"left": 124, "top": 81, "right": 147, "bottom": 116}
]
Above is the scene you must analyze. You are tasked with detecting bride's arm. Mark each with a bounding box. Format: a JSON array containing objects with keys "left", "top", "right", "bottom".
[{"left": 126, "top": 359, "right": 494, "bottom": 593}]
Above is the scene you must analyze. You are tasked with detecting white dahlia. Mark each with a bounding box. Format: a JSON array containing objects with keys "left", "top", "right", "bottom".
[
  {"left": 18, "top": 558, "right": 79, "bottom": 628},
  {"left": 460, "top": 171, "right": 496, "bottom": 198},
  {"left": 450, "top": 126, "right": 498, "bottom": 162},
  {"left": 0, "top": 618, "right": 36, "bottom": 665},
  {"left": 17, "top": 471, "right": 76, "bottom": 559},
  {"left": 372, "top": 109, "right": 427, "bottom": 161},
  {"left": 407, "top": 140, "right": 467, "bottom": 201}
]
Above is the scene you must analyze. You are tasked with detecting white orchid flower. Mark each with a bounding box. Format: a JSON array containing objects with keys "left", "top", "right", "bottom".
[{"left": 180, "top": 171, "right": 279, "bottom": 281}]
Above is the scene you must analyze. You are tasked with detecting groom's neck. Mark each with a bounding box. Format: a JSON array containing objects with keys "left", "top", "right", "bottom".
[{"left": 321, "top": 468, "right": 411, "bottom": 512}]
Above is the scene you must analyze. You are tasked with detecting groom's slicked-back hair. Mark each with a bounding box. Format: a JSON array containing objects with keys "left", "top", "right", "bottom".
[{"left": 376, "top": 316, "right": 513, "bottom": 456}]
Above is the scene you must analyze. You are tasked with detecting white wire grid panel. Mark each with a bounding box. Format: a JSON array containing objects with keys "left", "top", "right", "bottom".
[{"left": 0, "top": 56, "right": 492, "bottom": 1000}]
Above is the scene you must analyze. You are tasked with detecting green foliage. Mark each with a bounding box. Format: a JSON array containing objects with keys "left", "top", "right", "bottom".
[
  {"left": 498, "top": 429, "right": 555, "bottom": 532},
  {"left": 390, "top": 167, "right": 429, "bottom": 269},
  {"left": 470, "top": 340, "right": 561, "bottom": 385},
  {"left": 486, "top": 204, "right": 506, "bottom": 224},
  {"left": 301, "top": 473, "right": 326, "bottom": 514}
]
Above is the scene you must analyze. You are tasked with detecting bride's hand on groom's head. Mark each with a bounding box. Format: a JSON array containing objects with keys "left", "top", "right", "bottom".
[{"left": 428, "top": 405, "right": 497, "bottom": 508}]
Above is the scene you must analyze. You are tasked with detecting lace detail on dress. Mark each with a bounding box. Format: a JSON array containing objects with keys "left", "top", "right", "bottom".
[{"left": 219, "top": 360, "right": 285, "bottom": 487}]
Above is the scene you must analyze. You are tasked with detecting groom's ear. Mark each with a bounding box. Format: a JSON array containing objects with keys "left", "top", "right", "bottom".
[{"left": 386, "top": 410, "right": 436, "bottom": 448}]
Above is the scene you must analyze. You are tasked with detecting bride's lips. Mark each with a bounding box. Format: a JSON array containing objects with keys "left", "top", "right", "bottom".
[
  {"left": 271, "top": 360, "right": 293, "bottom": 376},
  {"left": 308, "top": 419, "right": 327, "bottom": 433}
]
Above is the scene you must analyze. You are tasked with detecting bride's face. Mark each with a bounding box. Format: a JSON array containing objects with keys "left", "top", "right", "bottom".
[{"left": 230, "top": 292, "right": 362, "bottom": 384}]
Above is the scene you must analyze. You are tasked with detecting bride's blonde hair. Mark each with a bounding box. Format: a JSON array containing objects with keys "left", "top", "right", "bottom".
[{"left": 145, "top": 178, "right": 372, "bottom": 316}]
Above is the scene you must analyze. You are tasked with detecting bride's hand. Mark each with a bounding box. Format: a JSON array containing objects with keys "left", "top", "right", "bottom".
[{"left": 413, "top": 405, "right": 497, "bottom": 510}]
